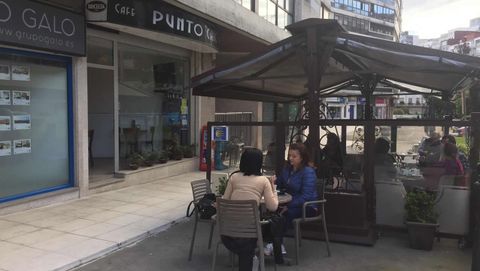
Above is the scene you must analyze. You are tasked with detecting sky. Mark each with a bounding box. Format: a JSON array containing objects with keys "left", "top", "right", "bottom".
[{"left": 402, "top": 0, "right": 480, "bottom": 39}]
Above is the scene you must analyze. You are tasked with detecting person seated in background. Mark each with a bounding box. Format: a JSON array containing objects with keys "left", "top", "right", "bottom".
[
  {"left": 441, "top": 134, "right": 469, "bottom": 172},
  {"left": 374, "top": 137, "right": 397, "bottom": 182},
  {"left": 418, "top": 132, "right": 442, "bottom": 167},
  {"left": 441, "top": 142, "right": 464, "bottom": 176},
  {"left": 317, "top": 133, "right": 343, "bottom": 180},
  {"left": 222, "top": 148, "right": 278, "bottom": 271},
  {"left": 262, "top": 142, "right": 276, "bottom": 174}
]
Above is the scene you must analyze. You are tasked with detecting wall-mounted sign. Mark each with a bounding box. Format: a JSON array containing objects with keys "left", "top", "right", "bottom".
[
  {"left": 0, "top": 0, "right": 85, "bottom": 56},
  {"left": 212, "top": 126, "right": 228, "bottom": 142},
  {"left": 86, "top": 0, "right": 217, "bottom": 49}
]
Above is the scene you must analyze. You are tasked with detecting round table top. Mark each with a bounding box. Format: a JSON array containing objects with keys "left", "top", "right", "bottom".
[
  {"left": 261, "top": 192, "right": 292, "bottom": 205},
  {"left": 277, "top": 193, "right": 292, "bottom": 205}
]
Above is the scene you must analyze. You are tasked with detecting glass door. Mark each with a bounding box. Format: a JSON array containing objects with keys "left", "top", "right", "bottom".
[{"left": 87, "top": 67, "right": 115, "bottom": 182}]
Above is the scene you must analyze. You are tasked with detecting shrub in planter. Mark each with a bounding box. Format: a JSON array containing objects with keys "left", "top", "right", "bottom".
[
  {"left": 216, "top": 176, "right": 229, "bottom": 196},
  {"left": 405, "top": 189, "right": 438, "bottom": 250},
  {"left": 172, "top": 146, "right": 183, "bottom": 160},
  {"left": 158, "top": 151, "right": 169, "bottom": 164},
  {"left": 143, "top": 152, "right": 157, "bottom": 167},
  {"left": 182, "top": 144, "right": 195, "bottom": 158},
  {"left": 128, "top": 153, "right": 144, "bottom": 170}
]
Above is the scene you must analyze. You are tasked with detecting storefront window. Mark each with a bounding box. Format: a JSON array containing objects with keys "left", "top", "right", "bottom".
[
  {"left": 117, "top": 43, "right": 189, "bottom": 168},
  {"left": 0, "top": 50, "right": 71, "bottom": 201},
  {"left": 87, "top": 36, "right": 113, "bottom": 66}
]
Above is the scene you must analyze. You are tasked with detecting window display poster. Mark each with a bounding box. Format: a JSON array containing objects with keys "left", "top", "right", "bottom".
[
  {"left": 0, "top": 141, "right": 11, "bottom": 156},
  {"left": 0, "top": 65, "right": 10, "bottom": 80},
  {"left": 13, "top": 115, "right": 31, "bottom": 130},
  {"left": 13, "top": 139, "right": 31, "bottom": 154},
  {"left": 0, "top": 90, "right": 10, "bottom": 105},
  {"left": 12, "top": 91, "right": 30, "bottom": 105},
  {"left": 0, "top": 116, "right": 11, "bottom": 131},
  {"left": 11, "top": 66, "right": 30, "bottom": 81}
]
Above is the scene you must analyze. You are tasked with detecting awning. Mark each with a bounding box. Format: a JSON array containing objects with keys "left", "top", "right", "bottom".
[{"left": 192, "top": 19, "right": 480, "bottom": 103}]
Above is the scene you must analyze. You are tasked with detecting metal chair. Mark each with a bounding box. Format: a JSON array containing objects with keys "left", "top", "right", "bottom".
[
  {"left": 292, "top": 178, "right": 331, "bottom": 265},
  {"left": 188, "top": 179, "right": 216, "bottom": 261},
  {"left": 212, "top": 198, "right": 273, "bottom": 271}
]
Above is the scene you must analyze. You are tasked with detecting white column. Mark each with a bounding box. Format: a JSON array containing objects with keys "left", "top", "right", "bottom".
[{"left": 73, "top": 56, "right": 89, "bottom": 196}]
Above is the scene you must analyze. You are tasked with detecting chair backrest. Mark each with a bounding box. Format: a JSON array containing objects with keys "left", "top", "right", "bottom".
[
  {"left": 375, "top": 181, "right": 407, "bottom": 227},
  {"left": 191, "top": 179, "right": 211, "bottom": 203},
  {"left": 216, "top": 198, "right": 262, "bottom": 239},
  {"left": 435, "top": 185, "right": 470, "bottom": 235},
  {"left": 317, "top": 178, "right": 326, "bottom": 200},
  {"left": 438, "top": 175, "right": 456, "bottom": 186}
]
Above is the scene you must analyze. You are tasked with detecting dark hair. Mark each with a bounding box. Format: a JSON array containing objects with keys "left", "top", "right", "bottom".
[
  {"left": 288, "top": 143, "right": 310, "bottom": 168},
  {"left": 326, "top": 133, "right": 340, "bottom": 146},
  {"left": 442, "top": 134, "right": 456, "bottom": 145},
  {"left": 375, "top": 137, "right": 390, "bottom": 154},
  {"left": 239, "top": 148, "right": 263, "bottom": 176},
  {"left": 443, "top": 142, "right": 458, "bottom": 158}
]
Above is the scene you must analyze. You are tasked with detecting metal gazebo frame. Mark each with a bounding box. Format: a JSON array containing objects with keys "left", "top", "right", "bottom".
[{"left": 192, "top": 19, "right": 480, "bottom": 267}]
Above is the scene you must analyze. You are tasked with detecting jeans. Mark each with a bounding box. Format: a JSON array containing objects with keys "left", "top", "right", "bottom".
[{"left": 221, "top": 235, "right": 257, "bottom": 271}]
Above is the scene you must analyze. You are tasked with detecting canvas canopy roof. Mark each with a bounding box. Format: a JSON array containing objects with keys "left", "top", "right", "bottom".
[{"left": 192, "top": 19, "right": 480, "bottom": 103}]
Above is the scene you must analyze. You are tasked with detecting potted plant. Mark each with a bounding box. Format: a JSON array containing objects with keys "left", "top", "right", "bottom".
[
  {"left": 172, "top": 146, "right": 183, "bottom": 160},
  {"left": 128, "top": 153, "right": 144, "bottom": 170},
  {"left": 405, "top": 189, "right": 439, "bottom": 250},
  {"left": 216, "top": 176, "right": 229, "bottom": 196},
  {"left": 144, "top": 152, "right": 159, "bottom": 166},
  {"left": 158, "top": 151, "right": 169, "bottom": 164},
  {"left": 182, "top": 144, "right": 195, "bottom": 158}
]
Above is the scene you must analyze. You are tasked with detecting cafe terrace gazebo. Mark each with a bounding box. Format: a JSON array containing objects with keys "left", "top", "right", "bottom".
[{"left": 191, "top": 18, "right": 480, "bottom": 265}]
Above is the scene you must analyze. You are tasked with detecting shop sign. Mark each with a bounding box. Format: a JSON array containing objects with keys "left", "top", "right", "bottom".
[
  {"left": 0, "top": 0, "right": 85, "bottom": 56},
  {"left": 375, "top": 98, "right": 386, "bottom": 105},
  {"left": 86, "top": 0, "right": 217, "bottom": 48},
  {"left": 212, "top": 126, "right": 228, "bottom": 141}
]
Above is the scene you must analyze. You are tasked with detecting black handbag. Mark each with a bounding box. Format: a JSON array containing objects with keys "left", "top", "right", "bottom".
[{"left": 186, "top": 193, "right": 217, "bottom": 219}]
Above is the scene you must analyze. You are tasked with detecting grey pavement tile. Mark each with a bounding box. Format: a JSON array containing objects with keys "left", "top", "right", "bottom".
[
  {"left": 23, "top": 214, "right": 77, "bottom": 228},
  {"left": 0, "top": 241, "right": 25, "bottom": 255},
  {"left": 7, "top": 228, "right": 65, "bottom": 246},
  {"left": 82, "top": 210, "right": 124, "bottom": 222},
  {"left": 105, "top": 213, "right": 147, "bottom": 226},
  {"left": 49, "top": 218, "right": 98, "bottom": 232},
  {"left": 0, "top": 224, "right": 39, "bottom": 241},
  {"left": 72, "top": 222, "right": 124, "bottom": 238},
  {"left": 30, "top": 233, "right": 89, "bottom": 252},
  {"left": 0, "top": 220, "right": 20, "bottom": 230},
  {"left": 109, "top": 203, "right": 150, "bottom": 213},
  {"left": 0, "top": 246, "right": 49, "bottom": 271},
  {"left": 57, "top": 238, "right": 116, "bottom": 262}
]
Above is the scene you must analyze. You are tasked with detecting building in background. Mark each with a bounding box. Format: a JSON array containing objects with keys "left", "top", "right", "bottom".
[
  {"left": 323, "top": 0, "right": 403, "bottom": 119},
  {"left": 331, "top": 0, "right": 402, "bottom": 41}
]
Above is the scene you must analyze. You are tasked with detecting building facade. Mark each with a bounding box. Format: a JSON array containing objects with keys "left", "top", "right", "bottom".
[
  {"left": 0, "top": 0, "right": 294, "bottom": 213},
  {"left": 331, "top": 0, "right": 401, "bottom": 41}
]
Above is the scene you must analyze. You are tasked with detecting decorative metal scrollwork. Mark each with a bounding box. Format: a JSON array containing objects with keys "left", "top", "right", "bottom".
[
  {"left": 350, "top": 126, "right": 383, "bottom": 153},
  {"left": 288, "top": 99, "right": 339, "bottom": 145}
]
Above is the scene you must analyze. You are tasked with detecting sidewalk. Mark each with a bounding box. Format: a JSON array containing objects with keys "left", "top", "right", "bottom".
[
  {"left": 76, "top": 218, "right": 471, "bottom": 271},
  {"left": 0, "top": 171, "right": 206, "bottom": 271}
]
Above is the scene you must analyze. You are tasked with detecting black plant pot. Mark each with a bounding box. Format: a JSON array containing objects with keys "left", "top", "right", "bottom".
[
  {"left": 129, "top": 163, "right": 139, "bottom": 170},
  {"left": 144, "top": 160, "right": 154, "bottom": 167},
  {"left": 406, "top": 221, "right": 439, "bottom": 250}
]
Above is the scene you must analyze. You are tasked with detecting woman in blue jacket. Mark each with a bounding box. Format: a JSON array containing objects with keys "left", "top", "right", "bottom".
[{"left": 276, "top": 143, "right": 319, "bottom": 227}]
